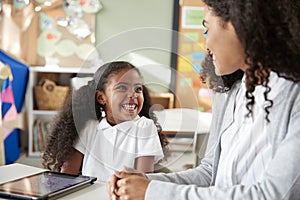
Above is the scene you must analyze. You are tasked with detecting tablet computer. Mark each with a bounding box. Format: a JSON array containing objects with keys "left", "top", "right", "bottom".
[{"left": 0, "top": 171, "right": 97, "bottom": 200}]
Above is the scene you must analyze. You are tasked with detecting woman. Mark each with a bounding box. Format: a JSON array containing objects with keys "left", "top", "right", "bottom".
[{"left": 107, "top": 0, "right": 300, "bottom": 199}]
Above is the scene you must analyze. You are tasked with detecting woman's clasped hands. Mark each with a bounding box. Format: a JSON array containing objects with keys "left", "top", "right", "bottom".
[{"left": 107, "top": 167, "right": 150, "bottom": 200}]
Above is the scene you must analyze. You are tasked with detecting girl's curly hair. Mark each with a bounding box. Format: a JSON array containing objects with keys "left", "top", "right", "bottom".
[
  {"left": 42, "top": 61, "right": 169, "bottom": 171},
  {"left": 202, "top": 0, "right": 300, "bottom": 121}
]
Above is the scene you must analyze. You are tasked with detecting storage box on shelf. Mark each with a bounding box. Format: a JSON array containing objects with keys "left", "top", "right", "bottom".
[{"left": 27, "top": 66, "right": 96, "bottom": 157}]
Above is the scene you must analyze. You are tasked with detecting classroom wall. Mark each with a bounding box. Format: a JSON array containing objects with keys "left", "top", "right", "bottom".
[{"left": 94, "top": 0, "right": 175, "bottom": 93}]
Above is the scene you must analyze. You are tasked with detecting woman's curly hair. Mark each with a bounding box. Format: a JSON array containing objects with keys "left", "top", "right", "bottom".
[
  {"left": 202, "top": 0, "right": 300, "bottom": 121},
  {"left": 42, "top": 61, "right": 169, "bottom": 171}
]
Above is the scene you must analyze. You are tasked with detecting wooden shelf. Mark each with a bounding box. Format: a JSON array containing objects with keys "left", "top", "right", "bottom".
[
  {"left": 149, "top": 92, "right": 174, "bottom": 109},
  {"left": 26, "top": 67, "right": 94, "bottom": 156}
]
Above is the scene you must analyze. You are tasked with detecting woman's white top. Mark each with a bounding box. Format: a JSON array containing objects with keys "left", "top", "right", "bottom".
[
  {"left": 74, "top": 116, "right": 164, "bottom": 183},
  {"left": 215, "top": 72, "right": 286, "bottom": 187}
]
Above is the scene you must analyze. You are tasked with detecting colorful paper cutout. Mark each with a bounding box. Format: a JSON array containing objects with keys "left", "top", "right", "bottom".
[
  {"left": 192, "top": 52, "right": 205, "bottom": 61},
  {"left": 193, "top": 43, "right": 205, "bottom": 52},
  {"left": 37, "top": 29, "right": 62, "bottom": 56},
  {"left": 66, "top": 19, "right": 91, "bottom": 39},
  {"left": 193, "top": 63, "right": 202, "bottom": 73},
  {"left": 34, "top": 0, "right": 46, "bottom": 3},
  {"left": 183, "top": 32, "right": 199, "bottom": 42},
  {"left": 13, "top": 0, "right": 29, "bottom": 9},
  {"left": 192, "top": 79, "right": 201, "bottom": 88},
  {"left": 185, "top": 54, "right": 193, "bottom": 62},
  {"left": 76, "top": 43, "right": 95, "bottom": 60},
  {"left": 180, "top": 78, "right": 192, "bottom": 87},
  {"left": 81, "top": 0, "right": 103, "bottom": 14},
  {"left": 0, "top": 65, "right": 18, "bottom": 139},
  {"left": 39, "top": 13, "right": 56, "bottom": 30},
  {"left": 180, "top": 43, "right": 192, "bottom": 53},
  {"left": 178, "top": 57, "right": 192, "bottom": 72},
  {"left": 55, "top": 40, "right": 77, "bottom": 56},
  {"left": 64, "top": 0, "right": 83, "bottom": 18}
]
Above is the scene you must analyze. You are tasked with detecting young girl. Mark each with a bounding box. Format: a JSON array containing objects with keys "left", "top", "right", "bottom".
[{"left": 42, "top": 61, "right": 168, "bottom": 182}]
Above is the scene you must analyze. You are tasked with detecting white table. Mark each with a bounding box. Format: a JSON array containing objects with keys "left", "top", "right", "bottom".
[
  {"left": 154, "top": 109, "right": 212, "bottom": 170},
  {"left": 0, "top": 163, "right": 109, "bottom": 200},
  {"left": 154, "top": 108, "right": 212, "bottom": 135}
]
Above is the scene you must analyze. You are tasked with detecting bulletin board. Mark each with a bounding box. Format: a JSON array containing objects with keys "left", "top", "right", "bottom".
[
  {"left": 173, "top": 0, "right": 213, "bottom": 111},
  {"left": 36, "top": 0, "right": 101, "bottom": 67}
]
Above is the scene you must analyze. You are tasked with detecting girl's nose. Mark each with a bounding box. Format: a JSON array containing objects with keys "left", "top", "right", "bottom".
[{"left": 127, "top": 89, "right": 138, "bottom": 99}]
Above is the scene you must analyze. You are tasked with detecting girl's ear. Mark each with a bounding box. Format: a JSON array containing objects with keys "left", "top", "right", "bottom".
[{"left": 96, "top": 90, "right": 106, "bottom": 105}]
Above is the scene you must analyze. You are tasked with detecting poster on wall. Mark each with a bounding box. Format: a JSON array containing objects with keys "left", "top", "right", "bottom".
[{"left": 181, "top": 6, "right": 204, "bottom": 29}]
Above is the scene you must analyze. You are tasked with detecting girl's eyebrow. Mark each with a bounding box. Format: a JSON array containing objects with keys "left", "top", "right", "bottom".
[{"left": 115, "top": 82, "right": 143, "bottom": 86}]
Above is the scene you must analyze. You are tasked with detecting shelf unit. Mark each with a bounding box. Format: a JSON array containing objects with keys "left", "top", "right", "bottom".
[{"left": 27, "top": 66, "right": 96, "bottom": 157}]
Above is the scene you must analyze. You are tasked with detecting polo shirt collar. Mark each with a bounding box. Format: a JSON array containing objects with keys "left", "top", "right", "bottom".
[{"left": 97, "top": 116, "right": 141, "bottom": 133}]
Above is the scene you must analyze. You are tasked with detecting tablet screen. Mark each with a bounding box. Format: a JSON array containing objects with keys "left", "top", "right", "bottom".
[{"left": 0, "top": 171, "right": 97, "bottom": 199}]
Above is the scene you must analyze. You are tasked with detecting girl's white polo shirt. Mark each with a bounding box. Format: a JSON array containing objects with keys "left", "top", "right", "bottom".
[{"left": 74, "top": 116, "right": 164, "bottom": 183}]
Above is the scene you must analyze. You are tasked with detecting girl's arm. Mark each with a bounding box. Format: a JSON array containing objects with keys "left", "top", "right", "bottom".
[
  {"left": 61, "top": 148, "right": 84, "bottom": 175},
  {"left": 135, "top": 156, "right": 155, "bottom": 173}
]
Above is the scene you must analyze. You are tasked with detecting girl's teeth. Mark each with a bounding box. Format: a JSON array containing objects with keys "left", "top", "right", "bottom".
[{"left": 123, "top": 104, "right": 136, "bottom": 110}]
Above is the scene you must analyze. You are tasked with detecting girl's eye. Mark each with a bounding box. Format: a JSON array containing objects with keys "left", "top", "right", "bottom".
[
  {"left": 116, "top": 85, "right": 127, "bottom": 91},
  {"left": 135, "top": 86, "right": 143, "bottom": 93},
  {"left": 203, "top": 28, "right": 208, "bottom": 38},
  {"left": 202, "top": 20, "right": 208, "bottom": 37}
]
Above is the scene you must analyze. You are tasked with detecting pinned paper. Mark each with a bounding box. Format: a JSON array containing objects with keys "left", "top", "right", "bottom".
[
  {"left": 66, "top": 19, "right": 91, "bottom": 39},
  {"left": 192, "top": 52, "right": 205, "bottom": 61},
  {"left": 180, "top": 43, "right": 192, "bottom": 53},
  {"left": 55, "top": 40, "right": 77, "bottom": 56},
  {"left": 13, "top": 0, "right": 29, "bottom": 9},
  {"left": 183, "top": 32, "right": 199, "bottom": 42},
  {"left": 76, "top": 43, "right": 95, "bottom": 60},
  {"left": 180, "top": 78, "right": 192, "bottom": 87},
  {"left": 199, "top": 43, "right": 205, "bottom": 50},
  {"left": 192, "top": 79, "right": 201, "bottom": 88},
  {"left": 39, "top": 13, "right": 56, "bottom": 30},
  {"left": 81, "top": 0, "right": 103, "bottom": 14},
  {"left": 193, "top": 63, "right": 202, "bottom": 73},
  {"left": 64, "top": 0, "right": 83, "bottom": 18},
  {"left": 178, "top": 57, "right": 192, "bottom": 72},
  {"left": 37, "top": 29, "right": 62, "bottom": 56},
  {"left": 193, "top": 43, "right": 205, "bottom": 52},
  {"left": 185, "top": 54, "right": 192, "bottom": 61},
  {"left": 34, "top": 0, "right": 46, "bottom": 3}
]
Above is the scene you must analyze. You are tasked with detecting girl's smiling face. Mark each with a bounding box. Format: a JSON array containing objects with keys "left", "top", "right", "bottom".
[
  {"left": 203, "top": 5, "right": 247, "bottom": 75},
  {"left": 96, "top": 68, "right": 144, "bottom": 125}
]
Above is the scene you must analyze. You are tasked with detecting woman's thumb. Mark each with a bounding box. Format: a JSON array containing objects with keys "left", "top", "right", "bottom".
[{"left": 123, "top": 166, "right": 136, "bottom": 173}]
